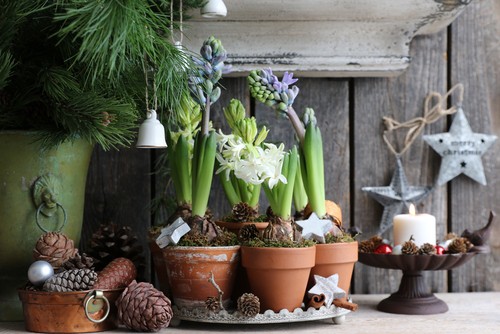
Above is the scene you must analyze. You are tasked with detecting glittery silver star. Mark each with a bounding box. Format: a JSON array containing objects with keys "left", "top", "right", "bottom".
[
  {"left": 295, "top": 212, "right": 333, "bottom": 243},
  {"left": 362, "top": 157, "right": 432, "bottom": 235},
  {"left": 308, "top": 274, "right": 346, "bottom": 308},
  {"left": 423, "top": 107, "right": 497, "bottom": 186}
]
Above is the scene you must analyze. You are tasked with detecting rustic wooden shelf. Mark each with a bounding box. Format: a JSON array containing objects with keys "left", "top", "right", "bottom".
[{"left": 184, "top": 0, "right": 473, "bottom": 77}]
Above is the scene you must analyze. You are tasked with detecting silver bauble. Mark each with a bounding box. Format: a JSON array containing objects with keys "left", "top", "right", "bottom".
[{"left": 28, "top": 260, "right": 54, "bottom": 286}]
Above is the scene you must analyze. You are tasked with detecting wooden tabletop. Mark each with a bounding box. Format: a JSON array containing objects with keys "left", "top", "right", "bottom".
[{"left": 2, "top": 292, "right": 499, "bottom": 333}]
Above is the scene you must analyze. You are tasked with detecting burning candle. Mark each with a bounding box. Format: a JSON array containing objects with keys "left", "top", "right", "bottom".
[{"left": 393, "top": 204, "right": 436, "bottom": 247}]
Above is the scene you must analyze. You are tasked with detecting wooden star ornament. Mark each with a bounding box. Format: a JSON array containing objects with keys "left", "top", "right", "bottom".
[
  {"left": 423, "top": 107, "right": 497, "bottom": 186},
  {"left": 308, "top": 274, "right": 346, "bottom": 308},
  {"left": 295, "top": 212, "right": 333, "bottom": 243}
]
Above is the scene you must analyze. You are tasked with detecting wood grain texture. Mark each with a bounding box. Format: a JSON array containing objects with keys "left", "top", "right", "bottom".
[
  {"left": 449, "top": 0, "right": 500, "bottom": 292},
  {"left": 83, "top": 147, "right": 152, "bottom": 281},
  {"left": 254, "top": 78, "right": 350, "bottom": 223},
  {"left": 352, "top": 30, "right": 448, "bottom": 294}
]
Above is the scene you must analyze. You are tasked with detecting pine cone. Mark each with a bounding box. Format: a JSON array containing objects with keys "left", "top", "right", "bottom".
[
  {"left": 43, "top": 269, "right": 97, "bottom": 292},
  {"left": 239, "top": 224, "right": 259, "bottom": 242},
  {"left": 237, "top": 293, "right": 260, "bottom": 317},
  {"left": 117, "top": 281, "right": 172, "bottom": 332},
  {"left": 205, "top": 296, "right": 221, "bottom": 312},
  {"left": 33, "top": 232, "right": 78, "bottom": 268},
  {"left": 56, "top": 253, "right": 95, "bottom": 273},
  {"left": 86, "top": 223, "right": 145, "bottom": 280},
  {"left": 448, "top": 237, "right": 472, "bottom": 254},
  {"left": 419, "top": 243, "right": 437, "bottom": 255},
  {"left": 232, "top": 202, "right": 258, "bottom": 222},
  {"left": 445, "top": 232, "right": 458, "bottom": 241},
  {"left": 358, "top": 236, "right": 383, "bottom": 253},
  {"left": 401, "top": 240, "right": 419, "bottom": 255},
  {"left": 93, "top": 257, "right": 137, "bottom": 290}
]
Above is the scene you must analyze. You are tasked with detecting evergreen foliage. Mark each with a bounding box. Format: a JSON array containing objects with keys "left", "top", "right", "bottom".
[{"left": 0, "top": 0, "right": 204, "bottom": 149}]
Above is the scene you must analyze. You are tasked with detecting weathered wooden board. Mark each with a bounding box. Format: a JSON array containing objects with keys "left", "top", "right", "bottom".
[
  {"left": 83, "top": 147, "right": 152, "bottom": 281},
  {"left": 352, "top": 28, "right": 448, "bottom": 294},
  {"left": 82, "top": 0, "right": 500, "bottom": 294},
  {"left": 449, "top": 0, "right": 500, "bottom": 292}
]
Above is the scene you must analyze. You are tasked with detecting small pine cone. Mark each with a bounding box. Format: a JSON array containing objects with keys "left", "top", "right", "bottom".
[
  {"left": 205, "top": 296, "right": 221, "bottom": 312},
  {"left": 43, "top": 268, "right": 97, "bottom": 292},
  {"left": 447, "top": 237, "right": 472, "bottom": 254},
  {"left": 401, "top": 240, "right": 419, "bottom": 255},
  {"left": 237, "top": 293, "right": 260, "bottom": 317},
  {"left": 419, "top": 243, "right": 437, "bottom": 255},
  {"left": 33, "top": 232, "right": 78, "bottom": 268},
  {"left": 57, "top": 253, "right": 95, "bottom": 273},
  {"left": 117, "top": 281, "right": 172, "bottom": 332},
  {"left": 239, "top": 224, "right": 260, "bottom": 242},
  {"left": 358, "top": 236, "right": 383, "bottom": 253},
  {"left": 93, "top": 257, "right": 136, "bottom": 290},
  {"left": 232, "top": 202, "right": 258, "bottom": 222}
]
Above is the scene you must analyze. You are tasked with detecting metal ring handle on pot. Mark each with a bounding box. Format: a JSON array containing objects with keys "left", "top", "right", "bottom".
[
  {"left": 84, "top": 290, "right": 111, "bottom": 323},
  {"left": 35, "top": 202, "right": 67, "bottom": 233}
]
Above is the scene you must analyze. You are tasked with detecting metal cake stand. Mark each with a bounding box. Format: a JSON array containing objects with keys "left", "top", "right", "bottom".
[{"left": 358, "top": 252, "right": 477, "bottom": 315}]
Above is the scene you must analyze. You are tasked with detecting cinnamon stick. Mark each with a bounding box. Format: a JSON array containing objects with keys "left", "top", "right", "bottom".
[{"left": 332, "top": 299, "right": 358, "bottom": 311}]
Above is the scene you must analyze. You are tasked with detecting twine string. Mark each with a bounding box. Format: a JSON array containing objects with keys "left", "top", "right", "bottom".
[{"left": 382, "top": 83, "right": 464, "bottom": 156}]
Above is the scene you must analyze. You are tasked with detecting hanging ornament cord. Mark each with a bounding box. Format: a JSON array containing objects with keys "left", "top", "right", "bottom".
[
  {"left": 171, "top": 0, "right": 184, "bottom": 45},
  {"left": 143, "top": 56, "right": 158, "bottom": 115},
  {"left": 382, "top": 83, "right": 464, "bottom": 156}
]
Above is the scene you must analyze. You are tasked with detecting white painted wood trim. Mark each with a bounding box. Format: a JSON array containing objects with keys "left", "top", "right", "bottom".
[{"left": 184, "top": 0, "right": 473, "bottom": 77}]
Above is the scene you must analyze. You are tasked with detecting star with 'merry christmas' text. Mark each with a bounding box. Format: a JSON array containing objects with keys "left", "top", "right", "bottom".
[
  {"left": 308, "top": 274, "right": 346, "bottom": 308},
  {"left": 423, "top": 107, "right": 497, "bottom": 186}
]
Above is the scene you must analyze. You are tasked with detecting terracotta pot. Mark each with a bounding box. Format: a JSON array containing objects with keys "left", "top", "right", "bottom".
[
  {"left": 309, "top": 241, "right": 358, "bottom": 302},
  {"left": 241, "top": 245, "right": 316, "bottom": 312},
  {"left": 215, "top": 221, "right": 269, "bottom": 237},
  {"left": 18, "top": 289, "right": 122, "bottom": 333},
  {"left": 150, "top": 245, "right": 240, "bottom": 308}
]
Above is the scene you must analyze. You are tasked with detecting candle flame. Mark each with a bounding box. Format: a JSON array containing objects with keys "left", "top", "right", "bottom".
[{"left": 409, "top": 204, "right": 416, "bottom": 216}]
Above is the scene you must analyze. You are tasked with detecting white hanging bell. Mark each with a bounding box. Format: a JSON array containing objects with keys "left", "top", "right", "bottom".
[
  {"left": 201, "top": 0, "right": 227, "bottom": 18},
  {"left": 136, "top": 110, "right": 167, "bottom": 148}
]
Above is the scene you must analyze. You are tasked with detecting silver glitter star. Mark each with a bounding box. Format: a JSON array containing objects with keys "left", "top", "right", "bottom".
[
  {"left": 308, "top": 274, "right": 346, "bottom": 308},
  {"left": 295, "top": 212, "right": 333, "bottom": 243},
  {"left": 423, "top": 107, "right": 497, "bottom": 186},
  {"left": 362, "top": 157, "right": 432, "bottom": 235},
  {"left": 155, "top": 217, "right": 191, "bottom": 248}
]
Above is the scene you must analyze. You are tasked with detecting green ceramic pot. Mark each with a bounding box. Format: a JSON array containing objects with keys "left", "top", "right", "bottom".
[{"left": 0, "top": 131, "right": 93, "bottom": 321}]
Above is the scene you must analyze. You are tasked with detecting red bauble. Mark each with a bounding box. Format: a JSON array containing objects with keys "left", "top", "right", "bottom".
[
  {"left": 374, "top": 244, "right": 393, "bottom": 254},
  {"left": 435, "top": 245, "right": 445, "bottom": 255}
]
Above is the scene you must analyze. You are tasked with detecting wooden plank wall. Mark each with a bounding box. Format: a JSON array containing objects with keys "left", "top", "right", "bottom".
[{"left": 82, "top": 0, "right": 500, "bottom": 293}]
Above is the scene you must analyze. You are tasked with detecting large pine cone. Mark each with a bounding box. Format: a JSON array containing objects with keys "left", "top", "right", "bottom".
[
  {"left": 232, "top": 202, "right": 258, "bottom": 222},
  {"left": 33, "top": 232, "right": 78, "bottom": 268},
  {"left": 43, "top": 269, "right": 97, "bottom": 292},
  {"left": 86, "top": 223, "right": 145, "bottom": 280},
  {"left": 93, "top": 257, "right": 137, "bottom": 290},
  {"left": 117, "top": 281, "right": 173, "bottom": 332}
]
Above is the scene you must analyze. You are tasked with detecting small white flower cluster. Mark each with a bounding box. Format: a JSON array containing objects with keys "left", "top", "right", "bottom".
[{"left": 216, "top": 131, "right": 287, "bottom": 189}]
